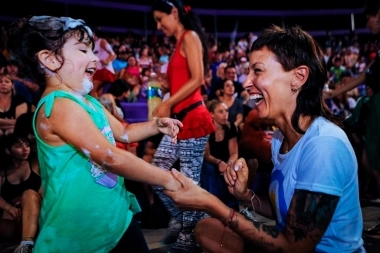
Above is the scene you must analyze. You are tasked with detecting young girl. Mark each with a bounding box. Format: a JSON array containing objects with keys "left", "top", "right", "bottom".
[
  {"left": 4, "top": 16, "right": 183, "bottom": 252},
  {"left": 201, "top": 100, "right": 239, "bottom": 210},
  {"left": 151, "top": 1, "right": 215, "bottom": 252}
]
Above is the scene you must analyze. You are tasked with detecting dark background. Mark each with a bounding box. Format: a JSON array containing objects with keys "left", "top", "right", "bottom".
[{"left": 0, "top": 0, "right": 372, "bottom": 45}]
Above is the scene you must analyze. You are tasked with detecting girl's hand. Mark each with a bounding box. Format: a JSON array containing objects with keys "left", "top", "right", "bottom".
[{"left": 156, "top": 117, "right": 183, "bottom": 143}]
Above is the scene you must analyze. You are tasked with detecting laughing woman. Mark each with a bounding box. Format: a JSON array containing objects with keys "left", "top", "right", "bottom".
[{"left": 165, "top": 25, "right": 364, "bottom": 253}]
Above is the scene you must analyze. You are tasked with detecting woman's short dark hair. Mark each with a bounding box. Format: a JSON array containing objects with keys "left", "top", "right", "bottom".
[{"left": 251, "top": 24, "right": 340, "bottom": 133}]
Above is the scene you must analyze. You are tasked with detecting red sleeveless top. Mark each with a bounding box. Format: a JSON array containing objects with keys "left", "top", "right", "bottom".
[{"left": 167, "top": 31, "right": 214, "bottom": 140}]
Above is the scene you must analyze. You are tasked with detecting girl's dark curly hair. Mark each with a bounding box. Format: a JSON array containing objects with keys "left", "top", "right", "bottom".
[{"left": 2, "top": 16, "right": 93, "bottom": 90}]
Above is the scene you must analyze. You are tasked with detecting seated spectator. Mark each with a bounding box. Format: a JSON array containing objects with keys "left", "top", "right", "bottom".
[
  {"left": 218, "top": 79, "right": 244, "bottom": 130},
  {"left": 5, "top": 60, "right": 40, "bottom": 106},
  {"left": 140, "top": 67, "right": 152, "bottom": 100},
  {"left": 158, "top": 43, "right": 171, "bottom": 66},
  {"left": 0, "top": 73, "right": 30, "bottom": 136},
  {"left": 329, "top": 54, "right": 346, "bottom": 85},
  {"left": 201, "top": 100, "right": 239, "bottom": 209},
  {"left": 208, "top": 62, "right": 227, "bottom": 100},
  {"left": 210, "top": 64, "right": 248, "bottom": 101},
  {"left": 328, "top": 82, "right": 357, "bottom": 120},
  {"left": 224, "top": 65, "right": 246, "bottom": 100},
  {"left": 120, "top": 55, "right": 142, "bottom": 101},
  {"left": 112, "top": 45, "right": 130, "bottom": 79},
  {"left": 138, "top": 45, "right": 153, "bottom": 70},
  {"left": 90, "top": 28, "right": 116, "bottom": 98},
  {"left": 0, "top": 133, "right": 42, "bottom": 253},
  {"left": 101, "top": 78, "right": 131, "bottom": 123}
]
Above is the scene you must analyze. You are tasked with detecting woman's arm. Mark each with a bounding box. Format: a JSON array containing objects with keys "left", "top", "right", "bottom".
[
  {"left": 0, "top": 196, "right": 20, "bottom": 220},
  {"left": 234, "top": 113, "right": 243, "bottom": 128},
  {"left": 0, "top": 177, "right": 21, "bottom": 220},
  {"left": 324, "top": 60, "right": 373, "bottom": 98},
  {"left": 204, "top": 141, "right": 229, "bottom": 174},
  {"left": 15, "top": 102, "right": 28, "bottom": 118},
  {"left": 104, "top": 107, "right": 181, "bottom": 144},
  {"left": 227, "top": 137, "right": 238, "bottom": 164},
  {"left": 36, "top": 98, "right": 181, "bottom": 191},
  {"left": 167, "top": 161, "right": 339, "bottom": 253},
  {"left": 0, "top": 118, "right": 16, "bottom": 131}
]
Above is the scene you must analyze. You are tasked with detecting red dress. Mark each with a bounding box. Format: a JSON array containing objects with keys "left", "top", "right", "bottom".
[{"left": 167, "top": 31, "right": 214, "bottom": 140}]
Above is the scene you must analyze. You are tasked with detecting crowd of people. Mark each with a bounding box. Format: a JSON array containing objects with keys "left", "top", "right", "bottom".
[{"left": 0, "top": 0, "right": 380, "bottom": 252}]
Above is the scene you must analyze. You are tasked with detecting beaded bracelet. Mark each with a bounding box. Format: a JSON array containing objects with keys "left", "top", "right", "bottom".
[
  {"left": 223, "top": 209, "right": 236, "bottom": 227},
  {"left": 220, "top": 209, "right": 237, "bottom": 247}
]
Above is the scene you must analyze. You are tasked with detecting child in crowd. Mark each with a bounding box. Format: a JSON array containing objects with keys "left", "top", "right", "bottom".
[
  {"left": 201, "top": 100, "right": 239, "bottom": 210},
  {"left": 3, "top": 15, "right": 183, "bottom": 252}
]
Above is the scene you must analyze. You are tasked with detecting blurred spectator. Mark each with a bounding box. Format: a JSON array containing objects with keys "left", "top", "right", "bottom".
[
  {"left": 112, "top": 45, "right": 130, "bottom": 79},
  {"left": 218, "top": 79, "right": 243, "bottom": 130},
  {"left": 120, "top": 55, "right": 142, "bottom": 101},
  {"left": 5, "top": 60, "right": 40, "bottom": 106},
  {"left": 201, "top": 100, "right": 239, "bottom": 209},
  {"left": 0, "top": 73, "right": 30, "bottom": 136},
  {"left": 0, "top": 133, "right": 42, "bottom": 252},
  {"left": 329, "top": 54, "right": 346, "bottom": 84},
  {"left": 91, "top": 28, "right": 117, "bottom": 97}
]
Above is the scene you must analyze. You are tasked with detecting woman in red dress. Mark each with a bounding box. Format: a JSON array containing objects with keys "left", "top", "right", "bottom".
[{"left": 151, "top": 1, "right": 214, "bottom": 252}]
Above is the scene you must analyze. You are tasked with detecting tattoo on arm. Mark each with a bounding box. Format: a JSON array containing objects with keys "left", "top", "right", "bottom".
[
  {"left": 287, "top": 189, "right": 339, "bottom": 243},
  {"left": 239, "top": 209, "right": 280, "bottom": 240}
]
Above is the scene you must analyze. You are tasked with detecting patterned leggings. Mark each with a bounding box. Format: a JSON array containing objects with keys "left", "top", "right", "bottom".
[{"left": 152, "top": 134, "right": 209, "bottom": 250}]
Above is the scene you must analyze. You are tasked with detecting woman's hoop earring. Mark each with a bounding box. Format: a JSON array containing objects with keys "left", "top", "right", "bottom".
[{"left": 291, "top": 87, "right": 300, "bottom": 93}]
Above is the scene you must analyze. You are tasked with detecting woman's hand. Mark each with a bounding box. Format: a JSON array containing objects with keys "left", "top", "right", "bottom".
[
  {"left": 162, "top": 170, "right": 183, "bottom": 193},
  {"left": 164, "top": 169, "right": 211, "bottom": 211},
  {"left": 224, "top": 158, "right": 251, "bottom": 201},
  {"left": 152, "top": 102, "right": 171, "bottom": 118},
  {"left": 156, "top": 117, "right": 183, "bottom": 143}
]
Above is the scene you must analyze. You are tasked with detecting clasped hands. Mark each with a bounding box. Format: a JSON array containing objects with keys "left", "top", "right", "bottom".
[{"left": 164, "top": 158, "right": 251, "bottom": 210}]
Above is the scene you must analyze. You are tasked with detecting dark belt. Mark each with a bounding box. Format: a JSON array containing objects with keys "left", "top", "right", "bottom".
[{"left": 171, "top": 101, "right": 204, "bottom": 121}]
